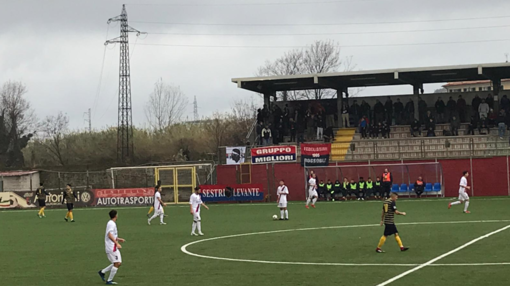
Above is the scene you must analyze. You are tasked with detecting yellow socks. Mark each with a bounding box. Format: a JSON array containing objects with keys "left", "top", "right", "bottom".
[
  {"left": 69, "top": 211, "right": 74, "bottom": 221},
  {"left": 42, "top": 207, "right": 45, "bottom": 216},
  {"left": 148, "top": 206, "right": 154, "bottom": 214},
  {"left": 38, "top": 208, "right": 43, "bottom": 216},
  {"left": 395, "top": 235, "right": 404, "bottom": 248},
  {"left": 377, "top": 236, "right": 387, "bottom": 248}
]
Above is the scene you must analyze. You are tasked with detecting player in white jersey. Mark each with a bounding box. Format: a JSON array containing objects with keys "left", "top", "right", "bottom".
[
  {"left": 98, "top": 210, "right": 125, "bottom": 285},
  {"left": 148, "top": 186, "right": 167, "bottom": 225},
  {"left": 448, "top": 171, "right": 471, "bottom": 213},
  {"left": 277, "top": 180, "right": 289, "bottom": 220},
  {"left": 306, "top": 174, "right": 318, "bottom": 209},
  {"left": 190, "top": 186, "right": 209, "bottom": 236}
]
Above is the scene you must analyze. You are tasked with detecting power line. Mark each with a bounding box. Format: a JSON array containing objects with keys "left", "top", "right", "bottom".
[
  {"left": 148, "top": 24, "right": 510, "bottom": 37},
  {"left": 131, "top": 15, "right": 510, "bottom": 27},
  {"left": 132, "top": 38, "right": 510, "bottom": 49}
]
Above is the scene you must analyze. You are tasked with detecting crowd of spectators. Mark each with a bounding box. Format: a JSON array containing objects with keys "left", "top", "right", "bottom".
[{"left": 254, "top": 93, "right": 510, "bottom": 146}]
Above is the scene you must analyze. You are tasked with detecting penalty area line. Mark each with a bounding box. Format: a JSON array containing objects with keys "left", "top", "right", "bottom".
[{"left": 376, "top": 224, "right": 510, "bottom": 286}]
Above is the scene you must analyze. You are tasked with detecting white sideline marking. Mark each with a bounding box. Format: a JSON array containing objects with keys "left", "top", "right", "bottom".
[
  {"left": 376, "top": 224, "right": 510, "bottom": 286},
  {"left": 3, "top": 197, "right": 510, "bottom": 214},
  {"left": 181, "top": 220, "right": 510, "bottom": 267}
]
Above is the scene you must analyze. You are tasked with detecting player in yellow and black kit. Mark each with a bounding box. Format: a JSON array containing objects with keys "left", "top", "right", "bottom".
[
  {"left": 376, "top": 192, "right": 409, "bottom": 253},
  {"left": 36, "top": 183, "right": 49, "bottom": 218},
  {"left": 62, "top": 184, "right": 77, "bottom": 222}
]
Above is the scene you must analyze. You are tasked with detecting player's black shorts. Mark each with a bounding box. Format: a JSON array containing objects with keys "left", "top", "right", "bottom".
[
  {"left": 66, "top": 203, "right": 74, "bottom": 211},
  {"left": 38, "top": 199, "right": 46, "bottom": 207},
  {"left": 384, "top": 224, "right": 398, "bottom": 236}
]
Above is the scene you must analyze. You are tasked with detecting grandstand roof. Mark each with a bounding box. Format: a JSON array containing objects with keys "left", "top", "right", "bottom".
[{"left": 232, "top": 62, "right": 510, "bottom": 93}]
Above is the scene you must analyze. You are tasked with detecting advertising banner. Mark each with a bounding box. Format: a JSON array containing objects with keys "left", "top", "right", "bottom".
[
  {"left": 14, "top": 189, "right": 94, "bottom": 208},
  {"left": 226, "top": 146, "right": 246, "bottom": 165},
  {"left": 251, "top": 146, "right": 297, "bottom": 164},
  {"left": 200, "top": 184, "right": 264, "bottom": 202},
  {"left": 93, "top": 188, "right": 155, "bottom": 206},
  {"left": 301, "top": 143, "right": 331, "bottom": 166}
]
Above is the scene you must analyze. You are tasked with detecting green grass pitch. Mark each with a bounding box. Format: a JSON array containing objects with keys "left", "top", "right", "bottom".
[{"left": 2, "top": 197, "right": 510, "bottom": 286}]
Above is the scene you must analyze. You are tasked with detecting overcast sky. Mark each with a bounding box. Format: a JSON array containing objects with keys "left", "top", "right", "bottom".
[{"left": 2, "top": 0, "right": 510, "bottom": 130}]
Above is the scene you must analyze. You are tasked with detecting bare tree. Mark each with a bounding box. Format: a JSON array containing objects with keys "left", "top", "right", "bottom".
[
  {"left": 0, "top": 81, "right": 36, "bottom": 136},
  {"left": 144, "top": 79, "right": 188, "bottom": 132},
  {"left": 39, "top": 112, "right": 70, "bottom": 166},
  {"left": 257, "top": 40, "right": 355, "bottom": 100}
]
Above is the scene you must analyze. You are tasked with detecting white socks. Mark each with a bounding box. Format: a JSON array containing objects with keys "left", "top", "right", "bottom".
[
  {"left": 312, "top": 198, "right": 317, "bottom": 205},
  {"left": 159, "top": 213, "right": 164, "bottom": 223},
  {"left": 192, "top": 221, "right": 197, "bottom": 233},
  {"left": 101, "top": 264, "right": 113, "bottom": 274},
  {"left": 451, "top": 201, "right": 461, "bottom": 206},
  {"left": 464, "top": 201, "right": 470, "bottom": 212},
  {"left": 148, "top": 212, "right": 158, "bottom": 222},
  {"left": 108, "top": 267, "right": 118, "bottom": 282},
  {"left": 280, "top": 210, "right": 284, "bottom": 219},
  {"left": 306, "top": 198, "right": 311, "bottom": 206},
  {"left": 285, "top": 210, "right": 288, "bottom": 219},
  {"left": 197, "top": 221, "right": 202, "bottom": 233}
]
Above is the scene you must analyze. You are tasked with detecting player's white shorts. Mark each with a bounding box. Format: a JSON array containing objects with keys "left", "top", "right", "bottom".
[
  {"left": 154, "top": 207, "right": 164, "bottom": 215},
  {"left": 193, "top": 211, "right": 201, "bottom": 221},
  {"left": 278, "top": 202, "right": 287, "bottom": 208},
  {"left": 308, "top": 189, "right": 318, "bottom": 198},
  {"left": 106, "top": 250, "right": 122, "bottom": 263},
  {"left": 458, "top": 191, "right": 469, "bottom": 201}
]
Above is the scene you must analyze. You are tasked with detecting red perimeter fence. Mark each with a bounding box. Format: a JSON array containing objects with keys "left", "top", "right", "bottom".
[{"left": 217, "top": 157, "right": 510, "bottom": 201}]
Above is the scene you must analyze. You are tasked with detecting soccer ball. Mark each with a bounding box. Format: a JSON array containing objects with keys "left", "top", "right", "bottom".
[{"left": 272, "top": 215, "right": 278, "bottom": 220}]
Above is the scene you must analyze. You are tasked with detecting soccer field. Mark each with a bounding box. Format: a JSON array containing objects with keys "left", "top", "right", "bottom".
[{"left": 2, "top": 197, "right": 510, "bottom": 286}]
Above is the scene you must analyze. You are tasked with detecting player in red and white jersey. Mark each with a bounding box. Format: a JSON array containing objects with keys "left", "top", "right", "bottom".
[
  {"left": 148, "top": 186, "right": 166, "bottom": 225},
  {"left": 277, "top": 180, "right": 289, "bottom": 220},
  {"left": 448, "top": 171, "right": 471, "bottom": 213},
  {"left": 98, "top": 210, "right": 125, "bottom": 285},
  {"left": 190, "top": 186, "right": 209, "bottom": 236}
]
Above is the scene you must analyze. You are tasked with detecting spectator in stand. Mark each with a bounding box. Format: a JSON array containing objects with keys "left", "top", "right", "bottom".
[
  {"left": 283, "top": 104, "right": 290, "bottom": 133},
  {"left": 410, "top": 118, "right": 421, "bottom": 137},
  {"left": 360, "top": 117, "right": 368, "bottom": 139},
  {"left": 472, "top": 95, "right": 481, "bottom": 119},
  {"left": 324, "top": 126, "right": 335, "bottom": 142},
  {"left": 426, "top": 110, "right": 434, "bottom": 123},
  {"left": 500, "top": 95, "right": 510, "bottom": 113},
  {"left": 277, "top": 120, "right": 284, "bottom": 144},
  {"left": 306, "top": 112, "right": 315, "bottom": 141},
  {"left": 341, "top": 101, "right": 350, "bottom": 128},
  {"left": 446, "top": 96, "right": 457, "bottom": 120},
  {"left": 374, "top": 99, "right": 385, "bottom": 124},
  {"left": 383, "top": 121, "right": 391, "bottom": 138},
  {"left": 261, "top": 125, "right": 272, "bottom": 146},
  {"left": 405, "top": 98, "right": 415, "bottom": 124},
  {"left": 450, "top": 116, "right": 460, "bottom": 136},
  {"left": 414, "top": 176, "right": 425, "bottom": 198},
  {"left": 394, "top": 98, "right": 404, "bottom": 125},
  {"left": 457, "top": 95, "right": 467, "bottom": 122},
  {"left": 256, "top": 121, "right": 263, "bottom": 145},
  {"left": 478, "top": 99, "right": 489, "bottom": 119},
  {"left": 478, "top": 115, "right": 490, "bottom": 135},
  {"left": 289, "top": 118, "right": 296, "bottom": 143},
  {"left": 426, "top": 118, "right": 436, "bottom": 137},
  {"left": 350, "top": 100, "right": 361, "bottom": 127},
  {"left": 361, "top": 100, "right": 371, "bottom": 123},
  {"left": 467, "top": 116, "right": 477, "bottom": 135},
  {"left": 488, "top": 109, "right": 497, "bottom": 127},
  {"left": 297, "top": 118, "right": 305, "bottom": 143},
  {"left": 377, "top": 122, "right": 384, "bottom": 138},
  {"left": 384, "top": 97, "right": 393, "bottom": 125},
  {"left": 435, "top": 97, "right": 446, "bottom": 123},
  {"left": 486, "top": 93, "right": 494, "bottom": 109},
  {"left": 370, "top": 123, "right": 378, "bottom": 138},
  {"left": 317, "top": 112, "right": 326, "bottom": 140},
  {"left": 497, "top": 110, "right": 506, "bottom": 139},
  {"left": 418, "top": 96, "right": 428, "bottom": 125},
  {"left": 256, "top": 109, "right": 264, "bottom": 125}
]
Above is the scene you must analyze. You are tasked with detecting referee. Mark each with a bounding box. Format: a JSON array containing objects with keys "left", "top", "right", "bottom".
[
  {"left": 36, "top": 183, "right": 49, "bottom": 218},
  {"left": 376, "top": 192, "right": 409, "bottom": 253}
]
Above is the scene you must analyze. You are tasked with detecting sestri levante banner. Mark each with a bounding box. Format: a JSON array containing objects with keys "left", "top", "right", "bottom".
[
  {"left": 301, "top": 143, "right": 331, "bottom": 166},
  {"left": 200, "top": 184, "right": 264, "bottom": 202},
  {"left": 251, "top": 146, "right": 297, "bottom": 164}
]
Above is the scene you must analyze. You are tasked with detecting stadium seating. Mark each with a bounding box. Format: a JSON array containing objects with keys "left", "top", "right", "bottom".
[
  {"left": 392, "top": 184, "right": 400, "bottom": 192},
  {"left": 409, "top": 183, "right": 415, "bottom": 192},
  {"left": 425, "top": 183, "right": 433, "bottom": 192},
  {"left": 433, "top": 183, "right": 441, "bottom": 192},
  {"left": 400, "top": 184, "right": 408, "bottom": 192}
]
